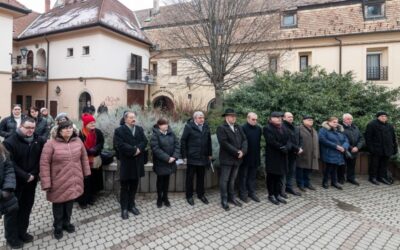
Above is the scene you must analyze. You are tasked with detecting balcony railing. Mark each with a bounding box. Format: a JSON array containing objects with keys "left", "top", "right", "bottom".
[
  {"left": 12, "top": 67, "right": 48, "bottom": 82},
  {"left": 127, "top": 68, "right": 155, "bottom": 84},
  {"left": 367, "top": 66, "right": 388, "bottom": 81}
]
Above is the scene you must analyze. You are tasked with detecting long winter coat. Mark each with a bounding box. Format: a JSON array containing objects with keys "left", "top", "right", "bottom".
[
  {"left": 297, "top": 125, "right": 319, "bottom": 170},
  {"left": 242, "top": 123, "right": 261, "bottom": 167},
  {"left": 365, "top": 119, "right": 398, "bottom": 157},
  {"left": 0, "top": 156, "right": 16, "bottom": 194},
  {"left": 216, "top": 122, "right": 248, "bottom": 166},
  {"left": 283, "top": 121, "right": 303, "bottom": 158},
  {"left": 3, "top": 131, "right": 46, "bottom": 183},
  {"left": 40, "top": 135, "right": 91, "bottom": 203},
  {"left": 263, "top": 123, "right": 291, "bottom": 175},
  {"left": 151, "top": 126, "right": 180, "bottom": 176},
  {"left": 180, "top": 120, "right": 212, "bottom": 166},
  {"left": 0, "top": 115, "right": 26, "bottom": 139},
  {"left": 114, "top": 125, "right": 147, "bottom": 181},
  {"left": 341, "top": 122, "right": 364, "bottom": 158},
  {"left": 319, "top": 122, "right": 349, "bottom": 165}
]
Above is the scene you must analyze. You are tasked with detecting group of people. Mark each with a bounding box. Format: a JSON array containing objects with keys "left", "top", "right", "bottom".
[{"left": 0, "top": 104, "right": 397, "bottom": 248}]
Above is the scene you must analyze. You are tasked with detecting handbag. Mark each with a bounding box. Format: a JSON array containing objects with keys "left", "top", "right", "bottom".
[{"left": 93, "top": 155, "right": 102, "bottom": 169}]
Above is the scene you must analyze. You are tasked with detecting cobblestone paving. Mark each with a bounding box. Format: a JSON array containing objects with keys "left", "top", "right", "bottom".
[{"left": 1, "top": 176, "right": 400, "bottom": 249}]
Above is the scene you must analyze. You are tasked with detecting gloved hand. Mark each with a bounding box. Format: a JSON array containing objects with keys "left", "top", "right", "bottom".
[
  {"left": 1, "top": 191, "right": 12, "bottom": 201},
  {"left": 279, "top": 146, "right": 288, "bottom": 154}
]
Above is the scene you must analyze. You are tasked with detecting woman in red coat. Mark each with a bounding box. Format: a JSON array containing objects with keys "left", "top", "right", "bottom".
[{"left": 40, "top": 120, "right": 90, "bottom": 240}]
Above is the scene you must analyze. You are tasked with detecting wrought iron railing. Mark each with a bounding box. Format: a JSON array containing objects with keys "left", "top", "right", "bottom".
[
  {"left": 367, "top": 66, "right": 388, "bottom": 81},
  {"left": 127, "top": 68, "right": 155, "bottom": 84}
]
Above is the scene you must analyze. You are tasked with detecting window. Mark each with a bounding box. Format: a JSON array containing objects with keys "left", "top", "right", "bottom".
[
  {"left": 67, "top": 48, "right": 73, "bottom": 57},
  {"left": 16, "top": 95, "right": 23, "bottom": 107},
  {"left": 269, "top": 57, "right": 278, "bottom": 72},
  {"left": 25, "top": 96, "right": 32, "bottom": 111},
  {"left": 299, "top": 55, "right": 309, "bottom": 71},
  {"left": 281, "top": 12, "right": 297, "bottom": 28},
  {"left": 129, "top": 54, "right": 142, "bottom": 80},
  {"left": 364, "top": 1, "right": 385, "bottom": 19},
  {"left": 16, "top": 56, "right": 22, "bottom": 64},
  {"left": 367, "top": 53, "right": 388, "bottom": 80},
  {"left": 171, "top": 61, "right": 177, "bottom": 76},
  {"left": 82, "top": 46, "right": 90, "bottom": 55},
  {"left": 151, "top": 63, "right": 158, "bottom": 76}
]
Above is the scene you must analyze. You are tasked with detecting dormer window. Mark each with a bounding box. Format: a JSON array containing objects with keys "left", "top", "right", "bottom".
[
  {"left": 364, "top": 1, "right": 385, "bottom": 19},
  {"left": 281, "top": 12, "right": 297, "bottom": 28}
]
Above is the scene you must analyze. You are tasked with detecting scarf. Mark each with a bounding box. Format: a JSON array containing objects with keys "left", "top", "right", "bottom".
[
  {"left": 271, "top": 122, "right": 283, "bottom": 134},
  {"left": 82, "top": 127, "right": 97, "bottom": 166}
]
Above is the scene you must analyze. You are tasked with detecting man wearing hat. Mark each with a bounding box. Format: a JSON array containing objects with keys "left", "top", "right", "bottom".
[
  {"left": 296, "top": 115, "right": 319, "bottom": 192},
  {"left": 365, "top": 111, "right": 398, "bottom": 185},
  {"left": 263, "top": 112, "right": 291, "bottom": 205},
  {"left": 216, "top": 108, "right": 248, "bottom": 211}
]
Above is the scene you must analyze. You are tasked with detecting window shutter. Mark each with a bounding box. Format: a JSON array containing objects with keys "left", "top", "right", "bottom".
[{"left": 137, "top": 55, "right": 142, "bottom": 80}]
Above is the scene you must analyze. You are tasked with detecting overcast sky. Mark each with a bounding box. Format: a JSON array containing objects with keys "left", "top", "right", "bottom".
[{"left": 18, "top": 0, "right": 162, "bottom": 13}]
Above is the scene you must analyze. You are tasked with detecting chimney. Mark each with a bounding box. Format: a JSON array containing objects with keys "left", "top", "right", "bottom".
[
  {"left": 45, "top": 0, "right": 50, "bottom": 12},
  {"left": 152, "top": 0, "right": 159, "bottom": 15}
]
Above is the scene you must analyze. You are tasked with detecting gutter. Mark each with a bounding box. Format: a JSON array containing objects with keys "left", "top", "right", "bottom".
[
  {"left": 334, "top": 37, "right": 342, "bottom": 74},
  {"left": 44, "top": 36, "right": 50, "bottom": 107},
  {"left": 0, "top": 3, "right": 31, "bottom": 15}
]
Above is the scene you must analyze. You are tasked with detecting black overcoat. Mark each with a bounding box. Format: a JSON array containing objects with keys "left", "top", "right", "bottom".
[
  {"left": 180, "top": 120, "right": 212, "bottom": 166},
  {"left": 263, "top": 123, "right": 291, "bottom": 175}
]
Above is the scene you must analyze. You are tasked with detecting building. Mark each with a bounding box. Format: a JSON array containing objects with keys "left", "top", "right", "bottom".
[
  {"left": 135, "top": 0, "right": 400, "bottom": 112},
  {"left": 0, "top": 0, "right": 30, "bottom": 118},
  {"left": 12, "top": 0, "right": 153, "bottom": 119}
]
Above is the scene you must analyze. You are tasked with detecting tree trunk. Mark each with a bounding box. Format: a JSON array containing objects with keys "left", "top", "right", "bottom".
[{"left": 214, "top": 87, "right": 224, "bottom": 110}]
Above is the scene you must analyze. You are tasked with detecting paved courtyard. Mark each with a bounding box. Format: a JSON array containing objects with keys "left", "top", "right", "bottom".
[{"left": 1, "top": 176, "right": 400, "bottom": 250}]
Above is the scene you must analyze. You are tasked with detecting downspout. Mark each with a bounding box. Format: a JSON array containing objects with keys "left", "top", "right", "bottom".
[
  {"left": 44, "top": 36, "right": 50, "bottom": 107},
  {"left": 334, "top": 37, "right": 342, "bottom": 74}
]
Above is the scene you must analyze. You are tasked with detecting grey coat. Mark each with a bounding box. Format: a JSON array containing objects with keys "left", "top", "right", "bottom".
[{"left": 297, "top": 125, "right": 320, "bottom": 170}]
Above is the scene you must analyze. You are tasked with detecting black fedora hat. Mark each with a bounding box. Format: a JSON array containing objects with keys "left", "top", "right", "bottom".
[
  {"left": 270, "top": 111, "right": 284, "bottom": 118},
  {"left": 222, "top": 108, "right": 237, "bottom": 117}
]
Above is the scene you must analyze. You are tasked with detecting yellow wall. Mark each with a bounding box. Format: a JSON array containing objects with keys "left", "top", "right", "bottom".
[{"left": 0, "top": 73, "right": 12, "bottom": 118}]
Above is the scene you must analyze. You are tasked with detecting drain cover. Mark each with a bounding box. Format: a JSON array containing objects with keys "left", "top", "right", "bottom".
[{"left": 332, "top": 198, "right": 362, "bottom": 213}]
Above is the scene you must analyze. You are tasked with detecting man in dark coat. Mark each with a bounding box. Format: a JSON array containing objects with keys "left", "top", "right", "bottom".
[
  {"left": 114, "top": 111, "right": 147, "bottom": 219},
  {"left": 0, "top": 105, "right": 25, "bottom": 139},
  {"left": 3, "top": 117, "right": 46, "bottom": 247},
  {"left": 282, "top": 112, "right": 303, "bottom": 196},
  {"left": 216, "top": 108, "right": 248, "bottom": 211},
  {"left": 340, "top": 113, "right": 364, "bottom": 186},
  {"left": 239, "top": 112, "right": 261, "bottom": 203},
  {"left": 181, "top": 111, "right": 212, "bottom": 206},
  {"left": 365, "top": 111, "right": 398, "bottom": 185},
  {"left": 263, "top": 112, "right": 291, "bottom": 205}
]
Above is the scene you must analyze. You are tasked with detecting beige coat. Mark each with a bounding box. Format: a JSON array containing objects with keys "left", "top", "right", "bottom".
[
  {"left": 297, "top": 125, "right": 319, "bottom": 170},
  {"left": 40, "top": 136, "right": 90, "bottom": 203}
]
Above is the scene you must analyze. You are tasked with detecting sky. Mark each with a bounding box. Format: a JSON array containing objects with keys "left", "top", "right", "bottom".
[{"left": 18, "top": 0, "right": 162, "bottom": 13}]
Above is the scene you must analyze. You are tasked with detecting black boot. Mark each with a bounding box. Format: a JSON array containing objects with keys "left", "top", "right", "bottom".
[
  {"left": 157, "top": 193, "right": 163, "bottom": 208},
  {"left": 163, "top": 195, "right": 171, "bottom": 207}
]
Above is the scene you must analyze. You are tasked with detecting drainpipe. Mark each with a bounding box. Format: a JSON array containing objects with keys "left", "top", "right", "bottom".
[
  {"left": 44, "top": 36, "right": 50, "bottom": 107},
  {"left": 334, "top": 37, "right": 342, "bottom": 75}
]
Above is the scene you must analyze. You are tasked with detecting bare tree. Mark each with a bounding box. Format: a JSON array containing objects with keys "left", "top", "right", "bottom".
[{"left": 152, "top": 0, "right": 284, "bottom": 109}]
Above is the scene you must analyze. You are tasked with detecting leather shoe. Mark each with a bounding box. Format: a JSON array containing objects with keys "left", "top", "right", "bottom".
[
  {"left": 347, "top": 179, "right": 360, "bottom": 186},
  {"left": 239, "top": 196, "right": 249, "bottom": 203},
  {"left": 378, "top": 178, "right": 392, "bottom": 185},
  {"left": 332, "top": 183, "right": 343, "bottom": 190},
  {"left": 286, "top": 189, "right": 301, "bottom": 196},
  {"left": 121, "top": 210, "right": 129, "bottom": 220},
  {"left": 322, "top": 182, "right": 329, "bottom": 189},
  {"left": 228, "top": 199, "right": 242, "bottom": 207},
  {"left": 157, "top": 198, "right": 162, "bottom": 208},
  {"left": 280, "top": 193, "right": 288, "bottom": 199},
  {"left": 249, "top": 194, "right": 260, "bottom": 202},
  {"left": 20, "top": 233, "right": 34, "bottom": 243},
  {"left": 298, "top": 186, "right": 306, "bottom": 192},
  {"left": 164, "top": 199, "right": 171, "bottom": 207},
  {"left": 221, "top": 201, "right": 230, "bottom": 211},
  {"left": 199, "top": 196, "right": 209, "bottom": 204},
  {"left": 62, "top": 223, "right": 75, "bottom": 233},
  {"left": 338, "top": 179, "right": 345, "bottom": 185},
  {"left": 275, "top": 195, "right": 287, "bottom": 204},
  {"left": 187, "top": 197, "right": 195, "bottom": 206},
  {"left": 7, "top": 239, "right": 23, "bottom": 249},
  {"left": 268, "top": 196, "right": 279, "bottom": 205},
  {"left": 129, "top": 207, "right": 140, "bottom": 215},
  {"left": 369, "top": 178, "right": 380, "bottom": 185},
  {"left": 53, "top": 229, "right": 63, "bottom": 240},
  {"left": 305, "top": 185, "right": 316, "bottom": 191}
]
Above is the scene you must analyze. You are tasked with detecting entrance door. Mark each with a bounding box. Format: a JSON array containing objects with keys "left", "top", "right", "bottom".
[
  {"left": 127, "top": 89, "right": 144, "bottom": 107},
  {"left": 50, "top": 101, "right": 57, "bottom": 118}
]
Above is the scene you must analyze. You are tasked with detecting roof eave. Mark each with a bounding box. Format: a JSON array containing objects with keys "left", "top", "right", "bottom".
[{"left": 0, "top": 3, "right": 30, "bottom": 16}]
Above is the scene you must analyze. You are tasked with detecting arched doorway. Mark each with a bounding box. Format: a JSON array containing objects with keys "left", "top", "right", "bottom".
[
  {"left": 79, "top": 92, "right": 92, "bottom": 117},
  {"left": 153, "top": 96, "right": 174, "bottom": 112},
  {"left": 207, "top": 98, "right": 216, "bottom": 111},
  {"left": 27, "top": 50, "right": 34, "bottom": 76}
]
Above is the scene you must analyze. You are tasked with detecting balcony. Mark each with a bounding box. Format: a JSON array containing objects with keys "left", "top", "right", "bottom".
[
  {"left": 127, "top": 68, "right": 155, "bottom": 85},
  {"left": 12, "top": 66, "right": 48, "bottom": 83},
  {"left": 367, "top": 66, "right": 388, "bottom": 81}
]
